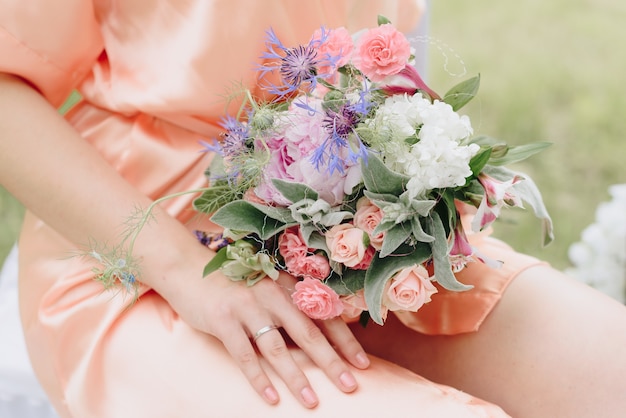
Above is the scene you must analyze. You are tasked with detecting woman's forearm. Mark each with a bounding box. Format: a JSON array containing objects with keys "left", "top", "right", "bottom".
[{"left": 0, "top": 73, "right": 211, "bottom": 297}]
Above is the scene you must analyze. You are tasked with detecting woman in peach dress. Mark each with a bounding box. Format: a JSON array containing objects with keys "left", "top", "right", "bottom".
[{"left": 2, "top": 1, "right": 626, "bottom": 417}]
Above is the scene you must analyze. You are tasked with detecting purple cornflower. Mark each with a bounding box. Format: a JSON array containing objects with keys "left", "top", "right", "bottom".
[{"left": 257, "top": 27, "right": 338, "bottom": 98}]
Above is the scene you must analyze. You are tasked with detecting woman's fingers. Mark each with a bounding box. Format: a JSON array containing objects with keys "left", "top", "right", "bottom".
[
  {"left": 251, "top": 323, "right": 319, "bottom": 408},
  {"left": 218, "top": 324, "right": 281, "bottom": 405},
  {"left": 209, "top": 276, "right": 369, "bottom": 409},
  {"left": 317, "top": 318, "right": 371, "bottom": 370},
  {"left": 279, "top": 313, "right": 361, "bottom": 395}
]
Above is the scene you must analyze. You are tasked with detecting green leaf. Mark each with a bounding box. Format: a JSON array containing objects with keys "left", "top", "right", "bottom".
[
  {"left": 193, "top": 182, "right": 241, "bottom": 214},
  {"left": 443, "top": 74, "right": 481, "bottom": 111},
  {"left": 426, "top": 212, "right": 473, "bottom": 291},
  {"left": 364, "top": 243, "right": 431, "bottom": 325},
  {"left": 326, "top": 269, "right": 367, "bottom": 295},
  {"left": 210, "top": 201, "right": 294, "bottom": 240},
  {"left": 202, "top": 246, "right": 229, "bottom": 277},
  {"left": 488, "top": 142, "right": 552, "bottom": 166},
  {"left": 468, "top": 147, "right": 492, "bottom": 178},
  {"left": 361, "top": 152, "right": 409, "bottom": 195},
  {"left": 377, "top": 15, "right": 392, "bottom": 25},
  {"left": 271, "top": 179, "right": 319, "bottom": 204},
  {"left": 410, "top": 217, "right": 434, "bottom": 243},
  {"left": 379, "top": 222, "right": 412, "bottom": 257}
]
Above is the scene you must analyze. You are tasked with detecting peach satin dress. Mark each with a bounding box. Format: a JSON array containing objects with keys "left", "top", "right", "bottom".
[{"left": 1, "top": 1, "right": 543, "bottom": 416}]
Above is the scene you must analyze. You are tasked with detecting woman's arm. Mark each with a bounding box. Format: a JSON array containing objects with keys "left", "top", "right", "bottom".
[{"left": 0, "top": 72, "right": 369, "bottom": 408}]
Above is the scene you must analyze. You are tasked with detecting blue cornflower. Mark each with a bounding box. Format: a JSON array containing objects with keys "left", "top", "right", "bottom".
[
  {"left": 257, "top": 27, "right": 338, "bottom": 98},
  {"left": 311, "top": 103, "right": 369, "bottom": 174},
  {"left": 218, "top": 115, "right": 250, "bottom": 158},
  {"left": 198, "top": 115, "right": 249, "bottom": 158}
]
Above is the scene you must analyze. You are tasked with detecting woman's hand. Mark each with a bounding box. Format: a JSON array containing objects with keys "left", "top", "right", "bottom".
[
  {"left": 163, "top": 254, "right": 371, "bottom": 409},
  {"left": 0, "top": 73, "right": 369, "bottom": 410}
]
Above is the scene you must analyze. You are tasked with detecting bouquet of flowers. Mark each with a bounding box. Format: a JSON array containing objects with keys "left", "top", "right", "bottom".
[{"left": 192, "top": 16, "right": 553, "bottom": 325}]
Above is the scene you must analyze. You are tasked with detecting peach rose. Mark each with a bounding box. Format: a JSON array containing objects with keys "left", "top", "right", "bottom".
[
  {"left": 325, "top": 223, "right": 367, "bottom": 268},
  {"left": 340, "top": 289, "right": 389, "bottom": 322},
  {"left": 353, "top": 24, "right": 411, "bottom": 82},
  {"left": 383, "top": 265, "right": 437, "bottom": 312},
  {"left": 353, "top": 197, "right": 385, "bottom": 250},
  {"left": 292, "top": 278, "right": 344, "bottom": 320},
  {"left": 289, "top": 253, "right": 331, "bottom": 280},
  {"left": 352, "top": 246, "right": 376, "bottom": 270},
  {"left": 340, "top": 290, "right": 368, "bottom": 320}
]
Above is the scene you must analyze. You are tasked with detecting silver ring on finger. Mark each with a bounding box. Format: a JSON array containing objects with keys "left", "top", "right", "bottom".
[{"left": 252, "top": 324, "right": 280, "bottom": 343}]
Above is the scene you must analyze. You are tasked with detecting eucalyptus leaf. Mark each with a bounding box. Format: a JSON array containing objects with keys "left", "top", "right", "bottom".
[
  {"left": 379, "top": 222, "right": 412, "bottom": 257},
  {"left": 410, "top": 217, "right": 434, "bottom": 243},
  {"left": 326, "top": 269, "right": 367, "bottom": 295},
  {"left": 361, "top": 152, "right": 409, "bottom": 195},
  {"left": 364, "top": 243, "right": 431, "bottom": 324},
  {"left": 306, "top": 230, "right": 331, "bottom": 253},
  {"left": 363, "top": 190, "right": 400, "bottom": 205},
  {"left": 443, "top": 74, "right": 480, "bottom": 111},
  {"left": 426, "top": 212, "right": 473, "bottom": 291},
  {"left": 271, "top": 179, "right": 319, "bottom": 203},
  {"left": 210, "top": 201, "right": 294, "bottom": 240}
]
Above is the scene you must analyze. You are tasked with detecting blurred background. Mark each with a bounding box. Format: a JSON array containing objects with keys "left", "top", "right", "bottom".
[
  {"left": 1, "top": 0, "right": 625, "bottom": 270},
  {"left": 426, "top": 0, "right": 626, "bottom": 270}
]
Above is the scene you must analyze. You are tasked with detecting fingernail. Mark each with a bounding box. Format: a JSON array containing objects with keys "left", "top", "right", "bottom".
[
  {"left": 356, "top": 352, "right": 370, "bottom": 368},
  {"left": 263, "top": 386, "right": 279, "bottom": 404},
  {"left": 339, "top": 371, "right": 357, "bottom": 390},
  {"left": 300, "top": 387, "right": 318, "bottom": 407}
]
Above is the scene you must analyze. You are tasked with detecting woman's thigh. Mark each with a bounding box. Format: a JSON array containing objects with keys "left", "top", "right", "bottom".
[
  {"left": 74, "top": 292, "right": 508, "bottom": 418},
  {"left": 352, "top": 265, "right": 626, "bottom": 418}
]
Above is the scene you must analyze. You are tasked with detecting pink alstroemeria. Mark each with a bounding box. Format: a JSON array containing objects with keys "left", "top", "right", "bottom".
[
  {"left": 472, "top": 173, "right": 524, "bottom": 232},
  {"left": 448, "top": 222, "right": 474, "bottom": 273},
  {"left": 380, "top": 64, "right": 441, "bottom": 101}
]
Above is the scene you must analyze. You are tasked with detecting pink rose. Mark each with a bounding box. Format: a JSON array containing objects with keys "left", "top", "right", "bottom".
[
  {"left": 312, "top": 27, "right": 354, "bottom": 73},
  {"left": 278, "top": 227, "right": 309, "bottom": 262},
  {"left": 353, "top": 24, "right": 411, "bottom": 82},
  {"left": 292, "top": 278, "right": 344, "bottom": 320},
  {"left": 353, "top": 197, "right": 385, "bottom": 250},
  {"left": 290, "top": 254, "right": 331, "bottom": 280},
  {"left": 352, "top": 246, "right": 376, "bottom": 270},
  {"left": 383, "top": 265, "right": 437, "bottom": 312},
  {"left": 325, "top": 223, "right": 367, "bottom": 268}
]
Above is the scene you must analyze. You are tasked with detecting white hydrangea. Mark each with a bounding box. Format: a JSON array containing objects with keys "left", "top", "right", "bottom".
[
  {"left": 366, "top": 93, "right": 478, "bottom": 198},
  {"left": 366, "top": 92, "right": 430, "bottom": 142},
  {"left": 566, "top": 184, "right": 626, "bottom": 303},
  {"left": 403, "top": 136, "right": 480, "bottom": 198}
]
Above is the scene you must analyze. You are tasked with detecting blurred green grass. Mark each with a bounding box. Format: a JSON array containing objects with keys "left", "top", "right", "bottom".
[
  {"left": 1, "top": 2, "right": 625, "bottom": 270},
  {"left": 427, "top": 1, "right": 626, "bottom": 269}
]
